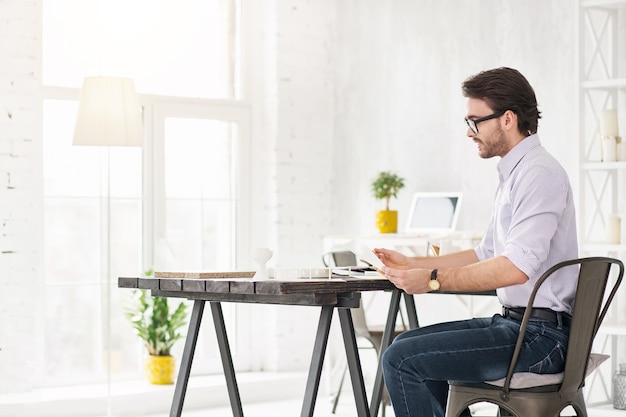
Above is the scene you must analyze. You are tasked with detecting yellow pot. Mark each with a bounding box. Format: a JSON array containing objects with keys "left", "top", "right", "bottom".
[
  {"left": 145, "top": 355, "right": 175, "bottom": 385},
  {"left": 376, "top": 210, "right": 398, "bottom": 233}
]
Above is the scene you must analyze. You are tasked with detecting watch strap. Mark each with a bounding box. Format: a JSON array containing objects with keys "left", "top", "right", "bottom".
[{"left": 429, "top": 268, "right": 440, "bottom": 292}]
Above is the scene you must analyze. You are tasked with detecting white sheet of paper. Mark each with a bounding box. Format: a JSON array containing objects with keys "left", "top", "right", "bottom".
[{"left": 348, "top": 240, "right": 384, "bottom": 269}]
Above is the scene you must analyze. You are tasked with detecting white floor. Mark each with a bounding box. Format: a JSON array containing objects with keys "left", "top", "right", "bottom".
[
  {"left": 1, "top": 370, "right": 502, "bottom": 417},
  {"left": 142, "top": 396, "right": 394, "bottom": 417},
  {"left": 142, "top": 397, "right": 498, "bottom": 417}
]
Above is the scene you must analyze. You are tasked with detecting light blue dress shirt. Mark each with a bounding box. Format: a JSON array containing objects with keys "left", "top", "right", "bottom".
[{"left": 474, "top": 134, "right": 578, "bottom": 313}]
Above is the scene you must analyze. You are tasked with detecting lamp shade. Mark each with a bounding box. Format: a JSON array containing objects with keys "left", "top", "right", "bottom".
[{"left": 73, "top": 76, "right": 144, "bottom": 146}]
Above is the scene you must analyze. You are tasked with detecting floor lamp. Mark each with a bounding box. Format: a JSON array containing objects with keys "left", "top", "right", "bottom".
[{"left": 73, "top": 76, "right": 143, "bottom": 416}]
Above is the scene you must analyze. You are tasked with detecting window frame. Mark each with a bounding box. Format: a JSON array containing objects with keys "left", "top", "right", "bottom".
[{"left": 39, "top": 0, "right": 254, "bottom": 386}]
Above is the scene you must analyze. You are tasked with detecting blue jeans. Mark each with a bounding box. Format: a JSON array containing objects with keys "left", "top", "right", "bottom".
[{"left": 381, "top": 314, "right": 570, "bottom": 417}]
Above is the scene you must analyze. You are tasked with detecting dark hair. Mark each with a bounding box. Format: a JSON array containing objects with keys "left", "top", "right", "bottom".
[{"left": 462, "top": 67, "right": 541, "bottom": 135}]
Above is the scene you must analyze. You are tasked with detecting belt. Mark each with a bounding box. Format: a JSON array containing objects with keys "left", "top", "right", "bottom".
[{"left": 502, "top": 307, "right": 572, "bottom": 327}]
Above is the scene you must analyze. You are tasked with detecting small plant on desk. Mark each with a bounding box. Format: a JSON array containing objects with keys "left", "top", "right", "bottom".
[
  {"left": 125, "top": 269, "right": 188, "bottom": 384},
  {"left": 371, "top": 171, "right": 405, "bottom": 233}
]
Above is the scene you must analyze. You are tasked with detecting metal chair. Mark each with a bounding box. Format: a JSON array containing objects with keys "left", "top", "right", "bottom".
[
  {"left": 445, "top": 257, "right": 624, "bottom": 417},
  {"left": 322, "top": 250, "right": 406, "bottom": 415}
]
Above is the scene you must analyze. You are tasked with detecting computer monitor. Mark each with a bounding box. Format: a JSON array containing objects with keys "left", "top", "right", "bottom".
[{"left": 405, "top": 192, "right": 462, "bottom": 234}]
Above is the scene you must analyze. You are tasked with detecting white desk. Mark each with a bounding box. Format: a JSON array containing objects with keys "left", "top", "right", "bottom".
[{"left": 323, "top": 231, "right": 483, "bottom": 258}]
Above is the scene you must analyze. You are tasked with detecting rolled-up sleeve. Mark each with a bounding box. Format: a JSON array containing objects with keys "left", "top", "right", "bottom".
[{"left": 501, "top": 165, "right": 568, "bottom": 279}]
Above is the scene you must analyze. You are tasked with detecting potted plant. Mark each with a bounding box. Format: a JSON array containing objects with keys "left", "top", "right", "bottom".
[
  {"left": 371, "top": 171, "right": 405, "bottom": 233},
  {"left": 125, "top": 270, "right": 188, "bottom": 384}
]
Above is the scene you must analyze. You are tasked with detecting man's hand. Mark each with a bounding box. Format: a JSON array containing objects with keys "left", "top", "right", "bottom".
[
  {"left": 382, "top": 267, "right": 431, "bottom": 294},
  {"left": 373, "top": 248, "right": 410, "bottom": 269}
]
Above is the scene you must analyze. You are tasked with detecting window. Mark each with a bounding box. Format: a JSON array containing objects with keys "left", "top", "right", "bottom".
[
  {"left": 42, "top": 0, "right": 248, "bottom": 388},
  {"left": 154, "top": 112, "right": 239, "bottom": 271},
  {"left": 43, "top": 0, "right": 239, "bottom": 98}
]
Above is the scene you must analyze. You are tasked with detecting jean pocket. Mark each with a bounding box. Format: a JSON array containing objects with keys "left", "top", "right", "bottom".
[{"left": 528, "top": 341, "right": 567, "bottom": 374}]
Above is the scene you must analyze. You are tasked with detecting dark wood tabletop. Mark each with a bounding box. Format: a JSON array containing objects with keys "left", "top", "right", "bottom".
[{"left": 118, "top": 272, "right": 399, "bottom": 307}]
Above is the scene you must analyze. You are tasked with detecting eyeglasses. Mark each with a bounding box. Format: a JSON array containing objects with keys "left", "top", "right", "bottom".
[{"left": 464, "top": 111, "right": 505, "bottom": 134}]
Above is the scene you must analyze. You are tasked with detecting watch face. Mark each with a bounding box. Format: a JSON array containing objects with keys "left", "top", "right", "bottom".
[{"left": 428, "top": 279, "right": 440, "bottom": 291}]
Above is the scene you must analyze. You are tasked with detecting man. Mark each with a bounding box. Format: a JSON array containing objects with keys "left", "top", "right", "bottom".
[{"left": 374, "top": 67, "right": 578, "bottom": 417}]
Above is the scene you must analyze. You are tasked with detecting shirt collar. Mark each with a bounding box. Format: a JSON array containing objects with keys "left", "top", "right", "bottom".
[{"left": 497, "top": 133, "right": 541, "bottom": 182}]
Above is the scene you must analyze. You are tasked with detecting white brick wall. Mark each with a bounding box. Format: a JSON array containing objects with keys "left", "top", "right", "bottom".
[
  {"left": 273, "top": 0, "right": 335, "bottom": 267},
  {"left": 0, "top": 0, "right": 44, "bottom": 394},
  {"left": 249, "top": 0, "right": 337, "bottom": 372}
]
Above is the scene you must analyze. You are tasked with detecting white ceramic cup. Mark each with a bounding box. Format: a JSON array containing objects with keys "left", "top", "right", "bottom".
[{"left": 251, "top": 247, "right": 273, "bottom": 280}]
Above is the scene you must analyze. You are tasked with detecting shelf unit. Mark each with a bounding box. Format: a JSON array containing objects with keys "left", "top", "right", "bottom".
[{"left": 579, "top": 0, "right": 626, "bottom": 414}]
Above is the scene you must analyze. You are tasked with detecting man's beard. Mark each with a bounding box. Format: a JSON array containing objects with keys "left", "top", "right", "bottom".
[{"left": 478, "top": 126, "right": 508, "bottom": 159}]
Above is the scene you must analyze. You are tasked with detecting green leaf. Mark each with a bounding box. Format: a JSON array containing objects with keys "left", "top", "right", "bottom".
[
  {"left": 371, "top": 171, "right": 405, "bottom": 210},
  {"left": 124, "top": 288, "right": 189, "bottom": 356}
]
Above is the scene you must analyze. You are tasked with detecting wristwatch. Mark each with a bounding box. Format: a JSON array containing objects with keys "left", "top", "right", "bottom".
[{"left": 429, "top": 269, "right": 441, "bottom": 292}]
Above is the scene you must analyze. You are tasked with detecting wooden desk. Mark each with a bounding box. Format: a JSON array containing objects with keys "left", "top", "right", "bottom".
[{"left": 118, "top": 274, "right": 417, "bottom": 417}]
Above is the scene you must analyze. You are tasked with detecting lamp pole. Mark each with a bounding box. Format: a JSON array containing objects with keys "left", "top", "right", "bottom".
[{"left": 73, "top": 76, "right": 143, "bottom": 416}]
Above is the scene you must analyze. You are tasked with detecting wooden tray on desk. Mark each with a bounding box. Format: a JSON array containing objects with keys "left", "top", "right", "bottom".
[{"left": 154, "top": 271, "right": 255, "bottom": 279}]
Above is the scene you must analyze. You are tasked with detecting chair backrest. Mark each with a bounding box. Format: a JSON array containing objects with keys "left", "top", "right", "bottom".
[
  {"left": 503, "top": 257, "right": 624, "bottom": 395},
  {"left": 561, "top": 257, "right": 623, "bottom": 392},
  {"left": 322, "top": 250, "right": 358, "bottom": 268},
  {"left": 351, "top": 299, "right": 374, "bottom": 339}
]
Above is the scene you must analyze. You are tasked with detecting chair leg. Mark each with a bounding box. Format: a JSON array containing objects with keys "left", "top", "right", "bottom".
[
  {"left": 332, "top": 363, "right": 347, "bottom": 414},
  {"left": 332, "top": 362, "right": 394, "bottom": 416}
]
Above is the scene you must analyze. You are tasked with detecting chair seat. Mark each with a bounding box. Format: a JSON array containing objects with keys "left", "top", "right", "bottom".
[
  {"left": 479, "top": 352, "right": 609, "bottom": 389},
  {"left": 449, "top": 380, "right": 562, "bottom": 393}
]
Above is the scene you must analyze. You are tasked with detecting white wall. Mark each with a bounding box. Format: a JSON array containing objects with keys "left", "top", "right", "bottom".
[
  {"left": 239, "top": 0, "right": 579, "bottom": 372},
  {"left": 330, "top": 0, "right": 578, "bottom": 236},
  {"left": 0, "top": 0, "right": 579, "bottom": 391},
  {"left": 247, "top": 0, "right": 337, "bottom": 372},
  {"left": 0, "top": 0, "right": 44, "bottom": 394}
]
